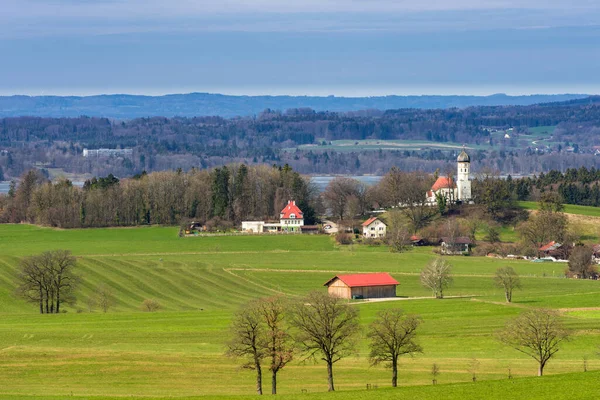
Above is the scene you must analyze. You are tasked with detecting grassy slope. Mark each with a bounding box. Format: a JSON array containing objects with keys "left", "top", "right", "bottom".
[
  {"left": 519, "top": 201, "right": 600, "bottom": 217},
  {"left": 0, "top": 225, "right": 599, "bottom": 398}
]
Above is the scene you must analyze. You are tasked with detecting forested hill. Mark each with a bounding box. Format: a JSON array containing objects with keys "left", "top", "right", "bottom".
[{"left": 0, "top": 93, "right": 589, "bottom": 119}]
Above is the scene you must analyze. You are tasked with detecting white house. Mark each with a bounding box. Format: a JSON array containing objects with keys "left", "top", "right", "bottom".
[
  {"left": 241, "top": 200, "right": 304, "bottom": 233},
  {"left": 362, "top": 217, "right": 387, "bottom": 238}
]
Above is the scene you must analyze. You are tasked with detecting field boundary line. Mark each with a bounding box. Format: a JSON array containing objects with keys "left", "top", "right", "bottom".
[{"left": 222, "top": 268, "right": 288, "bottom": 296}]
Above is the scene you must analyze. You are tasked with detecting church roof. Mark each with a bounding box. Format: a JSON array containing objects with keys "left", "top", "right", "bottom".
[
  {"left": 457, "top": 149, "right": 470, "bottom": 163},
  {"left": 280, "top": 200, "right": 303, "bottom": 219},
  {"left": 431, "top": 176, "right": 456, "bottom": 192}
]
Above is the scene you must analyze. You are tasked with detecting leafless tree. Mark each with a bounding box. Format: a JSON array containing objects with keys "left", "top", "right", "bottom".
[
  {"left": 256, "top": 296, "right": 294, "bottom": 394},
  {"left": 289, "top": 291, "right": 360, "bottom": 392},
  {"left": 468, "top": 357, "right": 480, "bottom": 382},
  {"left": 497, "top": 309, "right": 569, "bottom": 376},
  {"left": 95, "top": 284, "right": 115, "bottom": 313},
  {"left": 226, "top": 301, "right": 266, "bottom": 395},
  {"left": 518, "top": 211, "right": 568, "bottom": 255},
  {"left": 386, "top": 211, "right": 411, "bottom": 253},
  {"left": 367, "top": 309, "right": 422, "bottom": 387},
  {"left": 15, "top": 250, "right": 78, "bottom": 314},
  {"left": 322, "top": 177, "right": 361, "bottom": 221},
  {"left": 568, "top": 246, "right": 597, "bottom": 279},
  {"left": 141, "top": 299, "right": 161, "bottom": 312},
  {"left": 420, "top": 258, "right": 453, "bottom": 299},
  {"left": 494, "top": 267, "right": 522, "bottom": 303},
  {"left": 431, "top": 363, "right": 440, "bottom": 385}
]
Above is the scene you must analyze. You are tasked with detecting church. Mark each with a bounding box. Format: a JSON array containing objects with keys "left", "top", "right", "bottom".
[{"left": 426, "top": 149, "right": 472, "bottom": 204}]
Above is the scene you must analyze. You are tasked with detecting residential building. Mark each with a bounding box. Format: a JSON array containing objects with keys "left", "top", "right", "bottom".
[{"left": 362, "top": 217, "right": 387, "bottom": 238}]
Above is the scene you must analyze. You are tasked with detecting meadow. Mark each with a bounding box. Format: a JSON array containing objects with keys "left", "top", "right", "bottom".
[{"left": 0, "top": 225, "right": 599, "bottom": 399}]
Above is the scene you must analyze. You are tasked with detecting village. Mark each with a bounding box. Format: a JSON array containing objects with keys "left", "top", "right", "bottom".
[{"left": 182, "top": 149, "right": 600, "bottom": 290}]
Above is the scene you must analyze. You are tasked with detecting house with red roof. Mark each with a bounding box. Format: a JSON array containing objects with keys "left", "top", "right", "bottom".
[
  {"left": 324, "top": 273, "right": 398, "bottom": 299},
  {"left": 362, "top": 217, "right": 387, "bottom": 238},
  {"left": 241, "top": 200, "right": 305, "bottom": 233}
]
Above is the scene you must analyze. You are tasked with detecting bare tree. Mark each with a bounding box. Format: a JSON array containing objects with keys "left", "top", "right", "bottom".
[
  {"left": 494, "top": 267, "right": 521, "bottom": 303},
  {"left": 226, "top": 301, "right": 266, "bottom": 395},
  {"left": 367, "top": 309, "right": 422, "bottom": 387},
  {"left": 468, "top": 357, "right": 480, "bottom": 382},
  {"left": 497, "top": 309, "right": 569, "bottom": 376},
  {"left": 256, "top": 296, "right": 294, "bottom": 394},
  {"left": 322, "top": 177, "right": 361, "bottom": 221},
  {"left": 568, "top": 246, "right": 596, "bottom": 279},
  {"left": 431, "top": 363, "right": 440, "bottom": 385},
  {"left": 95, "top": 284, "right": 115, "bottom": 313},
  {"left": 386, "top": 211, "right": 411, "bottom": 253},
  {"left": 420, "top": 258, "right": 453, "bottom": 299},
  {"left": 518, "top": 211, "right": 568, "bottom": 255},
  {"left": 290, "top": 291, "right": 360, "bottom": 392},
  {"left": 141, "top": 299, "right": 161, "bottom": 312},
  {"left": 15, "top": 250, "right": 78, "bottom": 314}
]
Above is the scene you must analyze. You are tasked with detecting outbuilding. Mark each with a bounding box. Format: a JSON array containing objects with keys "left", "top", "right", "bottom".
[{"left": 324, "top": 273, "right": 399, "bottom": 299}]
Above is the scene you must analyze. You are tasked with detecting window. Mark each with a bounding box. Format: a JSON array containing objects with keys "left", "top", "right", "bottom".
[{"left": 290, "top": 214, "right": 295, "bottom": 219}]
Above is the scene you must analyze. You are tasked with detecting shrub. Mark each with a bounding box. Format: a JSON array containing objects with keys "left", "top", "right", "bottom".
[
  {"left": 335, "top": 232, "right": 354, "bottom": 245},
  {"left": 141, "top": 299, "right": 161, "bottom": 312}
]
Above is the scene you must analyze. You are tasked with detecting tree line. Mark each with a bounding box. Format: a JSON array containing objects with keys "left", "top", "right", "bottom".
[
  {"left": 0, "top": 164, "right": 318, "bottom": 228},
  {"left": 2, "top": 97, "right": 600, "bottom": 178}
]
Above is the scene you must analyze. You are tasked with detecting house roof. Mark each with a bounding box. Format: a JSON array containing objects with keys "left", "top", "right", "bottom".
[
  {"left": 324, "top": 273, "right": 399, "bottom": 288},
  {"left": 431, "top": 176, "right": 456, "bottom": 192},
  {"left": 539, "top": 241, "right": 562, "bottom": 251},
  {"left": 362, "top": 217, "right": 379, "bottom": 227},
  {"left": 410, "top": 235, "right": 423, "bottom": 241},
  {"left": 441, "top": 236, "right": 472, "bottom": 245},
  {"left": 280, "top": 200, "right": 303, "bottom": 219}
]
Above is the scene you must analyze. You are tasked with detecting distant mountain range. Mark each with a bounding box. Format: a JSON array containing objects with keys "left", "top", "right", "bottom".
[{"left": 0, "top": 93, "right": 590, "bottom": 119}]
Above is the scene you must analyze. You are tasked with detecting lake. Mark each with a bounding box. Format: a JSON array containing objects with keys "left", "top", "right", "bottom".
[
  {"left": 0, "top": 182, "right": 9, "bottom": 194},
  {"left": 311, "top": 176, "right": 382, "bottom": 192}
]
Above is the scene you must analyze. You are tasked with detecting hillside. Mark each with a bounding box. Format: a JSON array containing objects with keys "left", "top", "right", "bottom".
[
  {"left": 0, "top": 225, "right": 599, "bottom": 398},
  {"left": 0, "top": 93, "right": 588, "bottom": 119}
]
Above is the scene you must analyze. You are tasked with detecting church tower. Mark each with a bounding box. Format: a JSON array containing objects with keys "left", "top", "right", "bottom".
[{"left": 456, "top": 149, "right": 471, "bottom": 201}]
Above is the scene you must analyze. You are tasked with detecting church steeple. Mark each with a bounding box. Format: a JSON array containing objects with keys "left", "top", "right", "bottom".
[{"left": 456, "top": 147, "right": 471, "bottom": 201}]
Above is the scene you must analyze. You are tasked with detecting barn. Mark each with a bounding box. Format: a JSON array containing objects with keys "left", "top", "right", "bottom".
[{"left": 324, "top": 273, "right": 399, "bottom": 299}]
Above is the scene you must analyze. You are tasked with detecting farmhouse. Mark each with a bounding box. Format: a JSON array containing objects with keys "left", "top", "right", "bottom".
[
  {"left": 324, "top": 273, "right": 398, "bottom": 299},
  {"left": 538, "top": 241, "right": 571, "bottom": 260},
  {"left": 241, "top": 200, "right": 305, "bottom": 233},
  {"left": 440, "top": 236, "right": 472, "bottom": 255},
  {"left": 362, "top": 217, "right": 387, "bottom": 238}
]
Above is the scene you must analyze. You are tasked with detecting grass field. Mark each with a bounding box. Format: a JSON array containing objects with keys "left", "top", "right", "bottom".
[
  {"left": 0, "top": 225, "right": 599, "bottom": 399},
  {"left": 285, "top": 140, "right": 483, "bottom": 153},
  {"left": 519, "top": 201, "right": 600, "bottom": 217}
]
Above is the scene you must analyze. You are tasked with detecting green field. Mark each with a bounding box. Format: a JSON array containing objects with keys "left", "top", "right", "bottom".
[
  {"left": 285, "top": 140, "right": 483, "bottom": 153},
  {"left": 0, "top": 225, "right": 599, "bottom": 399},
  {"left": 519, "top": 201, "right": 600, "bottom": 217}
]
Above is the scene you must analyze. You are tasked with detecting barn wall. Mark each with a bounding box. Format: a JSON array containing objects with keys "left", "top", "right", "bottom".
[
  {"left": 351, "top": 285, "right": 396, "bottom": 299},
  {"left": 327, "top": 278, "right": 351, "bottom": 299}
]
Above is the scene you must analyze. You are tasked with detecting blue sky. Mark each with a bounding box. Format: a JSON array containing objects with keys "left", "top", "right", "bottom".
[{"left": 1, "top": 0, "right": 599, "bottom": 96}]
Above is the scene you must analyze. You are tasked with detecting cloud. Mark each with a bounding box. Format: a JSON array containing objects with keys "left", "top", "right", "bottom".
[
  {"left": 4, "top": 0, "right": 599, "bottom": 19},
  {"left": 1, "top": 0, "right": 598, "bottom": 39}
]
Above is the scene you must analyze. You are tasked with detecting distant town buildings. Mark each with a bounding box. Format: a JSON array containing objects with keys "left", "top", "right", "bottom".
[{"left": 83, "top": 148, "right": 133, "bottom": 157}]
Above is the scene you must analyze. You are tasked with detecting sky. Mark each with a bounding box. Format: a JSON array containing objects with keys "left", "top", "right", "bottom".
[{"left": 1, "top": 0, "right": 600, "bottom": 96}]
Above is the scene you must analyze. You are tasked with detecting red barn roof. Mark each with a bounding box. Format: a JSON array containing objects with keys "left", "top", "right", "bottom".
[
  {"left": 431, "top": 176, "right": 455, "bottom": 192},
  {"left": 280, "top": 200, "right": 303, "bottom": 219},
  {"left": 324, "top": 273, "right": 399, "bottom": 288}
]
